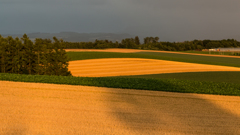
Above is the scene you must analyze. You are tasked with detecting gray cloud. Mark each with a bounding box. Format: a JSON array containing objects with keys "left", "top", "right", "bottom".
[{"left": 1, "top": 0, "right": 240, "bottom": 41}]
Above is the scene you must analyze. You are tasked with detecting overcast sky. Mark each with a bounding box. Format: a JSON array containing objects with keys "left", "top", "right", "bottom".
[{"left": 1, "top": 0, "right": 240, "bottom": 41}]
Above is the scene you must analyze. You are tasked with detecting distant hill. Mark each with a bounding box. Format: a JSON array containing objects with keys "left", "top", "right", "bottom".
[{"left": 2, "top": 32, "right": 134, "bottom": 42}]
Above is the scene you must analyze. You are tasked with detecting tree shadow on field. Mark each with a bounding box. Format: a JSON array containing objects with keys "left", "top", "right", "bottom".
[{"left": 105, "top": 82, "right": 240, "bottom": 134}]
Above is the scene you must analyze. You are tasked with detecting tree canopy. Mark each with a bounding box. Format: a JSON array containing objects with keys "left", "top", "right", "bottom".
[{"left": 0, "top": 34, "right": 71, "bottom": 76}]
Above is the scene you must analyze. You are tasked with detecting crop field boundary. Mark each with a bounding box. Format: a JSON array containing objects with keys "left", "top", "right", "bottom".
[
  {"left": 65, "top": 48, "right": 240, "bottom": 58},
  {"left": 1, "top": 73, "right": 240, "bottom": 96},
  {"left": 67, "top": 51, "right": 240, "bottom": 68}
]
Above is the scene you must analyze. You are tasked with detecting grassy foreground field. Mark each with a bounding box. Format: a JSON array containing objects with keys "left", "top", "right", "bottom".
[
  {"left": 1, "top": 81, "right": 240, "bottom": 134},
  {"left": 67, "top": 51, "right": 240, "bottom": 67},
  {"left": 1, "top": 73, "right": 240, "bottom": 96}
]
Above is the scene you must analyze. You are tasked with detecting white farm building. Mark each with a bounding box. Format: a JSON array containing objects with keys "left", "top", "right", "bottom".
[{"left": 209, "top": 48, "right": 240, "bottom": 52}]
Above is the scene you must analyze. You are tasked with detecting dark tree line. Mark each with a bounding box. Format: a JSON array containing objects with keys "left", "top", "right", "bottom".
[
  {"left": 63, "top": 36, "right": 240, "bottom": 51},
  {"left": 0, "top": 34, "right": 71, "bottom": 76},
  {"left": 143, "top": 39, "right": 240, "bottom": 51},
  {"left": 63, "top": 36, "right": 142, "bottom": 49}
]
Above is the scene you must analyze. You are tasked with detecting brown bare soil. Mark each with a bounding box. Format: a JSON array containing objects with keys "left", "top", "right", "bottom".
[
  {"left": 69, "top": 58, "right": 240, "bottom": 77},
  {"left": 0, "top": 81, "right": 240, "bottom": 135},
  {"left": 65, "top": 48, "right": 240, "bottom": 58}
]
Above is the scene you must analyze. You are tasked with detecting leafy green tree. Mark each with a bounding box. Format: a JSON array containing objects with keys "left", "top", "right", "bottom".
[
  {"left": 0, "top": 34, "right": 71, "bottom": 76},
  {"left": 21, "top": 34, "right": 37, "bottom": 74},
  {"left": 144, "top": 37, "right": 149, "bottom": 44},
  {"left": 154, "top": 37, "right": 159, "bottom": 43},
  {"left": 58, "top": 39, "right": 71, "bottom": 76},
  {"left": 49, "top": 37, "right": 71, "bottom": 76},
  {"left": 14, "top": 37, "right": 24, "bottom": 74},
  {"left": 34, "top": 38, "right": 49, "bottom": 75},
  {"left": 41, "top": 39, "right": 53, "bottom": 75},
  {"left": 0, "top": 35, "right": 2, "bottom": 73},
  {"left": 135, "top": 36, "right": 140, "bottom": 45},
  {"left": 0, "top": 36, "right": 12, "bottom": 73},
  {"left": 0, "top": 35, "right": 7, "bottom": 73},
  {"left": 115, "top": 41, "right": 119, "bottom": 48},
  {"left": 6, "top": 36, "right": 17, "bottom": 73}
]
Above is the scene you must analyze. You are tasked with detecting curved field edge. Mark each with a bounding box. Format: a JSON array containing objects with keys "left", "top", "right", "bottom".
[
  {"left": 65, "top": 48, "right": 240, "bottom": 58},
  {"left": 1, "top": 73, "right": 240, "bottom": 96},
  {"left": 67, "top": 51, "right": 240, "bottom": 67},
  {"left": 118, "top": 71, "right": 240, "bottom": 84}
]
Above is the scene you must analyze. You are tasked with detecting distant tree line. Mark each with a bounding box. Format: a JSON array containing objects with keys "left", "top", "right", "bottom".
[
  {"left": 0, "top": 34, "right": 71, "bottom": 76},
  {"left": 63, "top": 36, "right": 240, "bottom": 51}
]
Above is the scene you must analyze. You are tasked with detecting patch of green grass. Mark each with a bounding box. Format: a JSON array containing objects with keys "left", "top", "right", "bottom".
[
  {"left": 182, "top": 51, "right": 236, "bottom": 56},
  {"left": 1, "top": 73, "right": 240, "bottom": 96},
  {"left": 67, "top": 52, "right": 143, "bottom": 61},
  {"left": 136, "top": 52, "right": 240, "bottom": 67},
  {"left": 67, "top": 51, "right": 240, "bottom": 67},
  {"left": 118, "top": 71, "right": 240, "bottom": 84}
]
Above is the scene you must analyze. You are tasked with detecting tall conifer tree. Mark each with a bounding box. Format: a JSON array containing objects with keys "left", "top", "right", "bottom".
[
  {"left": 51, "top": 37, "right": 71, "bottom": 76},
  {"left": 34, "top": 38, "right": 47, "bottom": 75},
  {"left": 14, "top": 37, "right": 23, "bottom": 74},
  {"left": 21, "top": 34, "right": 36, "bottom": 74},
  {"left": 135, "top": 36, "right": 140, "bottom": 45},
  {"left": 0, "top": 35, "right": 3, "bottom": 73},
  {"left": 0, "top": 36, "right": 8, "bottom": 73},
  {"left": 6, "top": 36, "right": 16, "bottom": 73}
]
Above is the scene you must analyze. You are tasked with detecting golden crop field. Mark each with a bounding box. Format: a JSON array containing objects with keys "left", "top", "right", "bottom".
[
  {"left": 1, "top": 81, "right": 240, "bottom": 135},
  {"left": 69, "top": 58, "right": 240, "bottom": 77}
]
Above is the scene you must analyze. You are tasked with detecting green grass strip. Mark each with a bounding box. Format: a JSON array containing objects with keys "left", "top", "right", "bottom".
[
  {"left": 182, "top": 51, "right": 235, "bottom": 55},
  {"left": 67, "top": 51, "right": 240, "bottom": 67},
  {"left": 67, "top": 51, "right": 146, "bottom": 61},
  {"left": 137, "top": 52, "right": 240, "bottom": 67},
  {"left": 1, "top": 73, "right": 240, "bottom": 96},
  {"left": 118, "top": 71, "right": 240, "bottom": 84}
]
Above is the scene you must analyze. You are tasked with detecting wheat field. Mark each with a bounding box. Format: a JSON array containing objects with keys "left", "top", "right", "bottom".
[
  {"left": 1, "top": 81, "right": 240, "bottom": 135},
  {"left": 69, "top": 58, "right": 240, "bottom": 77}
]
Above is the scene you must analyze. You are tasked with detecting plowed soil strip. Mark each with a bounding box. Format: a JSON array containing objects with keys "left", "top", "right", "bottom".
[
  {"left": 69, "top": 58, "right": 240, "bottom": 77},
  {"left": 65, "top": 48, "right": 240, "bottom": 58},
  {"left": 0, "top": 81, "right": 240, "bottom": 135}
]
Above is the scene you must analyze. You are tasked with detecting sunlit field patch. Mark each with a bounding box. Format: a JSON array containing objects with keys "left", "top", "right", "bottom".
[
  {"left": 1, "top": 81, "right": 240, "bottom": 134},
  {"left": 69, "top": 58, "right": 240, "bottom": 77}
]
